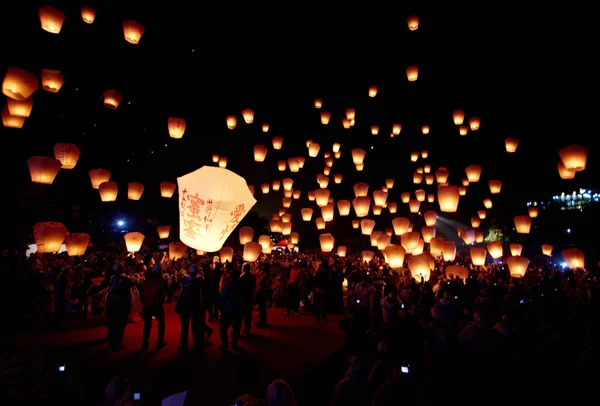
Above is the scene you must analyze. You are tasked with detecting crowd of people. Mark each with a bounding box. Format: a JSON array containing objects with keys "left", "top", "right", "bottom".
[{"left": 2, "top": 243, "right": 599, "bottom": 405}]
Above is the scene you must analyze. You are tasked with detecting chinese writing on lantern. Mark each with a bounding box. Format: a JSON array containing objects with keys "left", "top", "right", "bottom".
[
  {"left": 219, "top": 203, "right": 246, "bottom": 241},
  {"left": 181, "top": 188, "right": 214, "bottom": 239}
]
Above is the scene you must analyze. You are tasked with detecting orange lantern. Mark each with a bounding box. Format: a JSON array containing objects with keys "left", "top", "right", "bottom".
[
  {"left": 40, "top": 69, "right": 64, "bottom": 93},
  {"left": 368, "top": 85, "right": 378, "bottom": 97},
  {"left": 53, "top": 143, "right": 80, "bottom": 169},
  {"left": 483, "top": 198, "right": 493, "bottom": 209},
  {"left": 39, "top": 5, "right": 65, "bottom": 34},
  {"left": 253, "top": 145, "right": 268, "bottom": 162},
  {"left": 514, "top": 215, "right": 531, "bottom": 234},
  {"left": 27, "top": 156, "right": 62, "bottom": 184},
  {"left": 459, "top": 126, "right": 469, "bottom": 136},
  {"left": 505, "top": 137, "right": 519, "bottom": 153},
  {"left": 261, "top": 183, "right": 270, "bottom": 194},
  {"left": 351, "top": 148, "right": 366, "bottom": 164},
  {"left": 352, "top": 220, "right": 359, "bottom": 229},
  {"left": 99, "top": 181, "right": 118, "bottom": 202},
  {"left": 320, "top": 111, "right": 331, "bottom": 124},
  {"left": 359, "top": 219, "right": 375, "bottom": 235},
  {"left": 2, "top": 67, "right": 39, "bottom": 101},
  {"left": 321, "top": 204, "right": 334, "bottom": 222},
  {"left": 370, "top": 125, "right": 379, "bottom": 135},
  {"left": 446, "top": 265, "right": 469, "bottom": 280},
  {"left": 103, "top": 89, "right": 123, "bottom": 109},
  {"left": 169, "top": 242, "right": 188, "bottom": 260},
  {"left": 409, "top": 199, "right": 420, "bottom": 213},
  {"left": 558, "top": 144, "right": 588, "bottom": 171},
  {"left": 465, "top": 165, "right": 482, "bottom": 182},
  {"left": 506, "top": 256, "right": 529, "bottom": 278},
  {"left": 421, "top": 125, "right": 430, "bottom": 135},
  {"left": 421, "top": 226, "right": 436, "bottom": 243},
  {"left": 452, "top": 110, "right": 465, "bottom": 125},
  {"left": 226, "top": 116, "right": 237, "bottom": 129},
  {"left": 337, "top": 246, "right": 347, "bottom": 257},
  {"left": 7, "top": 97, "right": 33, "bottom": 118},
  {"left": 407, "top": 14, "right": 419, "bottom": 31},
  {"left": 219, "top": 247, "right": 234, "bottom": 264},
  {"left": 89, "top": 168, "right": 111, "bottom": 189},
  {"left": 408, "top": 254, "right": 432, "bottom": 282},
  {"left": 34, "top": 221, "right": 68, "bottom": 253},
  {"left": 384, "top": 245, "right": 405, "bottom": 268},
  {"left": 81, "top": 6, "right": 96, "bottom": 23},
  {"left": 128, "top": 182, "right": 144, "bottom": 200},
  {"left": 509, "top": 243, "right": 523, "bottom": 256},
  {"left": 239, "top": 226, "right": 254, "bottom": 245},
  {"left": 272, "top": 136, "right": 284, "bottom": 150},
  {"left": 241, "top": 108, "right": 254, "bottom": 124},
  {"left": 406, "top": 65, "right": 418, "bottom": 81},
  {"left": 541, "top": 244, "right": 553, "bottom": 256},
  {"left": 442, "top": 241, "right": 456, "bottom": 261},
  {"left": 258, "top": 235, "right": 272, "bottom": 252},
  {"left": 160, "top": 181, "right": 176, "bottom": 198},
  {"left": 557, "top": 161, "right": 575, "bottom": 179},
  {"left": 64, "top": 233, "right": 91, "bottom": 256},
  {"left": 362, "top": 250, "right": 375, "bottom": 263},
  {"left": 438, "top": 185, "right": 460, "bottom": 212},
  {"left": 528, "top": 207, "right": 538, "bottom": 218},
  {"left": 352, "top": 196, "right": 371, "bottom": 217},
  {"left": 319, "top": 233, "right": 335, "bottom": 252},
  {"left": 388, "top": 202, "right": 397, "bottom": 213},
  {"left": 157, "top": 225, "right": 171, "bottom": 239},
  {"left": 301, "top": 208, "right": 313, "bottom": 221},
  {"left": 168, "top": 117, "right": 186, "bottom": 139},
  {"left": 124, "top": 232, "right": 144, "bottom": 252},
  {"left": 314, "top": 98, "right": 323, "bottom": 108},
  {"left": 337, "top": 200, "right": 351, "bottom": 216},
  {"left": 469, "top": 117, "right": 481, "bottom": 130},
  {"left": 561, "top": 248, "right": 585, "bottom": 269},
  {"left": 218, "top": 156, "right": 227, "bottom": 168},
  {"left": 243, "top": 242, "right": 262, "bottom": 262},
  {"left": 488, "top": 180, "right": 502, "bottom": 194},
  {"left": 485, "top": 241, "right": 502, "bottom": 259},
  {"left": 424, "top": 210, "right": 437, "bottom": 226},
  {"left": 123, "top": 20, "right": 145, "bottom": 44},
  {"left": 392, "top": 124, "right": 401, "bottom": 135},
  {"left": 435, "top": 167, "right": 449, "bottom": 183}
]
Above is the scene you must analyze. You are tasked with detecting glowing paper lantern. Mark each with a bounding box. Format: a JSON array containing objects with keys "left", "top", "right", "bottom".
[
  {"left": 103, "top": 89, "right": 123, "bottom": 109},
  {"left": 362, "top": 250, "right": 375, "bottom": 263},
  {"left": 353, "top": 183, "right": 369, "bottom": 197},
  {"left": 253, "top": 145, "right": 268, "bottom": 162},
  {"left": 509, "top": 243, "right": 522, "bottom": 256},
  {"left": 541, "top": 244, "right": 553, "bottom": 256},
  {"left": 34, "top": 222, "right": 67, "bottom": 253},
  {"left": 483, "top": 199, "right": 493, "bottom": 209},
  {"left": 7, "top": 97, "right": 33, "bottom": 118},
  {"left": 157, "top": 225, "right": 171, "bottom": 239},
  {"left": 53, "top": 143, "right": 80, "bottom": 169},
  {"left": 160, "top": 181, "right": 177, "bottom": 198},
  {"left": 64, "top": 233, "right": 90, "bottom": 256},
  {"left": 39, "top": 5, "right": 65, "bottom": 34},
  {"left": 437, "top": 185, "right": 460, "bottom": 212},
  {"left": 557, "top": 161, "right": 575, "bottom": 179},
  {"left": 123, "top": 20, "right": 145, "bottom": 44},
  {"left": 407, "top": 14, "right": 419, "bottom": 31},
  {"left": 360, "top": 219, "right": 376, "bottom": 235},
  {"left": 558, "top": 145, "right": 588, "bottom": 171},
  {"left": 320, "top": 111, "right": 331, "bottom": 124},
  {"left": 337, "top": 246, "right": 347, "bottom": 257},
  {"left": 351, "top": 148, "right": 366, "bottom": 164},
  {"left": 506, "top": 256, "right": 529, "bottom": 278},
  {"left": 384, "top": 244, "right": 405, "bottom": 268},
  {"left": 487, "top": 241, "right": 503, "bottom": 259},
  {"left": 337, "top": 200, "right": 351, "bottom": 216},
  {"left": 218, "top": 156, "right": 227, "bottom": 168},
  {"left": 242, "top": 108, "right": 254, "bottom": 124},
  {"left": 319, "top": 233, "right": 335, "bottom": 252},
  {"left": 446, "top": 265, "right": 469, "bottom": 280},
  {"left": 489, "top": 180, "right": 502, "bottom": 194},
  {"left": 99, "top": 181, "right": 118, "bottom": 202},
  {"left": 561, "top": 248, "right": 584, "bottom": 269},
  {"left": 168, "top": 117, "right": 186, "bottom": 139},
  {"left": 514, "top": 215, "right": 531, "bottom": 234},
  {"left": 27, "top": 156, "right": 61, "bottom": 184},
  {"left": 421, "top": 226, "right": 436, "bottom": 243},
  {"left": 505, "top": 137, "right": 519, "bottom": 153},
  {"left": 406, "top": 65, "right": 418, "bottom": 81},
  {"left": 178, "top": 166, "right": 256, "bottom": 252},
  {"left": 465, "top": 165, "right": 482, "bottom": 182},
  {"left": 239, "top": 226, "right": 254, "bottom": 245},
  {"left": 452, "top": 110, "right": 465, "bottom": 125},
  {"left": 40, "top": 69, "right": 64, "bottom": 93},
  {"left": 469, "top": 117, "right": 481, "bottom": 130},
  {"left": 219, "top": 247, "right": 234, "bottom": 263},
  {"left": 301, "top": 208, "right": 313, "bottom": 221},
  {"left": 89, "top": 168, "right": 111, "bottom": 189},
  {"left": 408, "top": 254, "right": 431, "bottom": 282},
  {"left": 2, "top": 67, "right": 39, "bottom": 101},
  {"left": 128, "top": 182, "right": 144, "bottom": 200},
  {"left": 226, "top": 116, "right": 237, "bottom": 129},
  {"left": 442, "top": 241, "right": 456, "bottom": 261},
  {"left": 243, "top": 242, "right": 262, "bottom": 262},
  {"left": 124, "top": 232, "right": 144, "bottom": 252},
  {"left": 81, "top": 6, "right": 96, "bottom": 23},
  {"left": 409, "top": 199, "right": 420, "bottom": 213},
  {"left": 352, "top": 196, "right": 371, "bottom": 217},
  {"left": 258, "top": 235, "right": 272, "bottom": 252},
  {"left": 169, "top": 242, "right": 188, "bottom": 260},
  {"left": 373, "top": 190, "right": 388, "bottom": 206},
  {"left": 528, "top": 207, "right": 538, "bottom": 218},
  {"left": 435, "top": 167, "right": 449, "bottom": 183}
]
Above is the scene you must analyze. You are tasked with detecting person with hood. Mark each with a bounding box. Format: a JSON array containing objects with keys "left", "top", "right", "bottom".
[
  {"left": 106, "top": 262, "right": 133, "bottom": 351},
  {"left": 175, "top": 264, "right": 205, "bottom": 352},
  {"left": 139, "top": 263, "right": 168, "bottom": 351}
]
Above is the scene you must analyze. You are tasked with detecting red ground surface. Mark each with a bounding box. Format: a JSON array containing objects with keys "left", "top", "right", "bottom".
[{"left": 9, "top": 304, "right": 345, "bottom": 405}]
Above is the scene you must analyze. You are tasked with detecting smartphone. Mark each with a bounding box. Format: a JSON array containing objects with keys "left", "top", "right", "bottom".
[
  {"left": 401, "top": 303, "right": 405, "bottom": 309},
  {"left": 58, "top": 365, "right": 65, "bottom": 372},
  {"left": 401, "top": 363, "right": 410, "bottom": 374},
  {"left": 134, "top": 393, "right": 141, "bottom": 400}
]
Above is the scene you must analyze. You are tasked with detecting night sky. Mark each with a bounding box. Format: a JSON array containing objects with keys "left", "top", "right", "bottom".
[{"left": 1, "top": 1, "right": 596, "bottom": 250}]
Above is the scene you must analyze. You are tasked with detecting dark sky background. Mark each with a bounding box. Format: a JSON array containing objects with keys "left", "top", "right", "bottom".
[{"left": 1, "top": 1, "right": 597, "bottom": 250}]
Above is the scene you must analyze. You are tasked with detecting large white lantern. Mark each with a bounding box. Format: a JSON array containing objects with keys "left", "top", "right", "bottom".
[{"left": 178, "top": 166, "right": 256, "bottom": 252}]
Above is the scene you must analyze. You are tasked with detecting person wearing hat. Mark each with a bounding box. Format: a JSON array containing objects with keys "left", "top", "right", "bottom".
[
  {"left": 139, "top": 263, "right": 168, "bottom": 351},
  {"left": 106, "top": 262, "right": 134, "bottom": 351},
  {"left": 175, "top": 264, "right": 205, "bottom": 351}
]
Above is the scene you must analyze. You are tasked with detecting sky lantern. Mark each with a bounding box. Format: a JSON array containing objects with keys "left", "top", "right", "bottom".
[
  {"left": 377, "top": 234, "right": 391, "bottom": 250},
  {"left": 471, "top": 216, "right": 481, "bottom": 228},
  {"left": 168, "top": 242, "right": 187, "bottom": 260},
  {"left": 242, "top": 242, "right": 262, "bottom": 262},
  {"left": 27, "top": 156, "right": 61, "bottom": 184},
  {"left": 282, "top": 178, "right": 294, "bottom": 191},
  {"left": 476, "top": 234, "right": 485, "bottom": 247},
  {"left": 446, "top": 265, "right": 469, "bottom": 280},
  {"left": 421, "top": 226, "right": 436, "bottom": 243},
  {"left": 314, "top": 189, "right": 330, "bottom": 206},
  {"left": 212, "top": 154, "right": 219, "bottom": 163},
  {"left": 452, "top": 110, "right": 465, "bottom": 125},
  {"left": 258, "top": 235, "right": 272, "bottom": 252},
  {"left": 34, "top": 221, "right": 67, "bottom": 253},
  {"left": 487, "top": 241, "right": 503, "bottom": 259},
  {"left": 407, "top": 14, "right": 419, "bottom": 30},
  {"left": 483, "top": 198, "right": 493, "bottom": 209},
  {"left": 316, "top": 174, "right": 328, "bottom": 188},
  {"left": 123, "top": 20, "right": 145, "bottom": 44},
  {"left": 385, "top": 178, "right": 394, "bottom": 188},
  {"left": 360, "top": 219, "right": 375, "bottom": 235},
  {"left": 321, "top": 204, "right": 334, "bottom": 221},
  {"left": 506, "top": 256, "right": 529, "bottom": 278},
  {"left": 437, "top": 185, "right": 459, "bottom": 212},
  {"left": 218, "top": 156, "right": 227, "bottom": 168},
  {"left": 241, "top": 108, "right": 254, "bottom": 124},
  {"left": 461, "top": 178, "right": 469, "bottom": 187},
  {"left": 64, "top": 233, "right": 90, "bottom": 256},
  {"left": 558, "top": 144, "right": 588, "bottom": 171},
  {"left": 421, "top": 125, "right": 430, "bottom": 135},
  {"left": 271, "top": 180, "right": 281, "bottom": 191},
  {"left": 368, "top": 85, "right": 378, "bottom": 97},
  {"left": 52, "top": 143, "right": 80, "bottom": 169},
  {"left": 561, "top": 248, "right": 584, "bottom": 269},
  {"left": 277, "top": 160, "right": 286, "bottom": 171},
  {"left": 409, "top": 199, "right": 420, "bottom": 213},
  {"left": 307, "top": 142, "right": 321, "bottom": 157},
  {"left": 102, "top": 89, "right": 123, "bottom": 109},
  {"left": 355, "top": 163, "right": 364, "bottom": 171},
  {"left": 332, "top": 143, "right": 341, "bottom": 153},
  {"left": 288, "top": 158, "right": 300, "bottom": 172},
  {"left": 371, "top": 125, "right": 379, "bottom": 135},
  {"left": 282, "top": 198, "right": 292, "bottom": 208},
  {"left": 459, "top": 126, "right": 469, "bottom": 136},
  {"left": 442, "top": 241, "right": 456, "bottom": 261},
  {"left": 160, "top": 181, "right": 176, "bottom": 198},
  {"left": 478, "top": 210, "right": 486, "bottom": 219},
  {"left": 262, "top": 123, "right": 269, "bottom": 132},
  {"left": 460, "top": 229, "right": 475, "bottom": 245},
  {"left": 528, "top": 207, "right": 539, "bottom": 218},
  {"left": 342, "top": 118, "right": 351, "bottom": 128},
  {"left": 373, "top": 190, "right": 388, "bottom": 206},
  {"left": 470, "top": 247, "right": 487, "bottom": 266},
  {"left": 324, "top": 156, "right": 334, "bottom": 167},
  {"left": 219, "top": 247, "right": 234, "bottom": 263},
  {"left": 413, "top": 172, "right": 423, "bottom": 184},
  {"left": 239, "top": 226, "right": 254, "bottom": 245},
  {"left": 272, "top": 136, "right": 283, "bottom": 150},
  {"left": 298, "top": 157, "right": 306, "bottom": 168},
  {"left": 505, "top": 137, "right": 519, "bottom": 153},
  {"left": 415, "top": 189, "right": 426, "bottom": 202},
  {"left": 177, "top": 166, "right": 256, "bottom": 252},
  {"left": 352, "top": 220, "right": 359, "bottom": 229},
  {"left": 88, "top": 168, "right": 111, "bottom": 189},
  {"left": 124, "top": 231, "right": 144, "bottom": 253},
  {"left": 320, "top": 111, "right": 330, "bottom": 124},
  {"left": 337, "top": 246, "right": 347, "bottom": 257},
  {"left": 127, "top": 182, "right": 144, "bottom": 200},
  {"left": 465, "top": 165, "right": 482, "bottom": 182},
  {"left": 157, "top": 225, "right": 171, "bottom": 239},
  {"left": 514, "top": 215, "right": 531, "bottom": 234},
  {"left": 384, "top": 245, "right": 405, "bottom": 268},
  {"left": 408, "top": 254, "right": 431, "bottom": 282},
  {"left": 99, "top": 181, "right": 118, "bottom": 202},
  {"left": 424, "top": 210, "right": 437, "bottom": 226},
  {"left": 400, "top": 192, "right": 410, "bottom": 204},
  {"left": 334, "top": 174, "right": 343, "bottom": 184},
  {"left": 353, "top": 183, "right": 369, "bottom": 197},
  {"left": 372, "top": 205, "right": 382, "bottom": 215},
  {"left": 458, "top": 187, "right": 466, "bottom": 196},
  {"left": 401, "top": 231, "right": 420, "bottom": 252},
  {"left": 319, "top": 234, "right": 334, "bottom": 252},
  {"left": 337, "top": 200, "right": 351, "bottom": 216},
  {"left": 557, "top": 161, "right": 575, "bottom": 179},
  {"left": 81, "top": 6, "right": 96, "bottom": 23},
  {"left": 7, "top": 97, "right": 33, "bottom": 118},
  {"left": 226, "top": 116, "right": 236, "bottom": 129},
  {"left": 388, "top": 202, "right": 398, "bottom": 213},
  {"left": 40, "top": 69, "right": 64, "bottom": 93},
  {"left": 253, "top": 145, "right": 267, "bottom": 162},
  {"left": 509, "top": 243, "right": 523, "bottom": 256},
  {"left": 435, "top": 167, "right": 449, "bottom": 183},
  {"left": 352, "top": 196, "right": 371, "bottom": 217},
  {"left": 488, "top": 180, "right": 502, "bottom": 194},
  {"left": 427, "top": 194, "right": 435, "bottom": 203},
  {"left": 2, "top": 108, "right": 25, "bottom": 128},
  {"left": 361, "top": 250, "right": 375, "bottom": 263},
  {"left": 468, "top": 117, "right": 480, "bottom": 130},
  {"left": 168, "top": 117, "right": 186, "bottom": 139},
  {"left": 314, "top": 217, "right": 325, "bottom": 229},
  {"left": 301, "top": 208, "right": 313, "bottom": 221},
  {"left": 2, "top": 67, "right": 39, "bottom": 101},
  {"left": 314, "top": 98, "right": 322, "bottom": 108},
  {"left": 410, "top": 152, "right": 419, "bottom": 162},
  {"left": 39, "top": 5, "right": 65, "bottom": 34},
  {"left": 270, "top": 219, "right": 281, "bottom": 233},
  {"left": 392, "top": 124, "right": 402, "bottom": 135},
  {"left": 541, "top": 244, "right": 553, "bottom": 256},
  {"left": 406, "top": 65, "right": 418, "bottom": 81}
]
